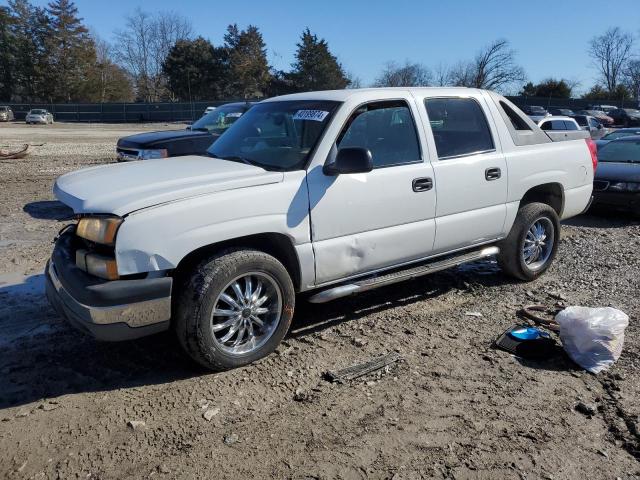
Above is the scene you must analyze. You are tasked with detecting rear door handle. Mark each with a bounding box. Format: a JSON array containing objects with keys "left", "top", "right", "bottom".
[
  {"left": 485, "top": 167, "right": 501, "bottom": 181},
  {"left": 412, "top": 177, "right": 433, "bottom": 192}
]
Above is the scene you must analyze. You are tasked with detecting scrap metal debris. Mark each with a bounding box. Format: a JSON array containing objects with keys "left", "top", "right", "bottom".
[
  {"left": 0, "top": 144, "right": 30, "bottom": 159},
  {"left": 517, "top": 304, "right": 561, "bottom": 332},
  {"left": 324, "top": 352, "right": 402, "bottom": 383}
]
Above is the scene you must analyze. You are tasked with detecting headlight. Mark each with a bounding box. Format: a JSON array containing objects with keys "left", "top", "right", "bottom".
[
  {"left": 138, "top": 149, "right": 168, "bottom": 160},
  {"left": 76, "top": 249, "right": 119, "bottom": 280},
  {"left": 608, "top": 182, "right": 640, "bottom": 192},
  {"left": 76, "top": 216, "right": 122, "bottom": 245}
]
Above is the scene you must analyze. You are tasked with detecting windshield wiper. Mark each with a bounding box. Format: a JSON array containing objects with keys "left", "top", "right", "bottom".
[{"left": 191, "top": 127, "right": 209, "bottom": 132}]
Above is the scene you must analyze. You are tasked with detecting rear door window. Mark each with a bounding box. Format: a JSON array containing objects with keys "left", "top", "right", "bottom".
[{"left": 424, "top": 97, "right": 495, "bottom": 159}]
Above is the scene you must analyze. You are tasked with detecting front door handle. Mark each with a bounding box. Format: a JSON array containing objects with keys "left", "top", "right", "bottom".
[
  {"left": 485, "top": 167, "right": 501, "bottom": 181},
  {"left": 412, "top": 177, "right": 433, "bottom": 192}
]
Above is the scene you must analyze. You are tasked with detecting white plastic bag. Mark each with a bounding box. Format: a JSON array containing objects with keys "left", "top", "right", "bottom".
[{"left": 555, "top": 306, "right": 629, "bottom": 374}]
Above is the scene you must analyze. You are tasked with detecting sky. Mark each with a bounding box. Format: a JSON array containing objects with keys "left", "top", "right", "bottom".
[{"left": 7, "top": 0, "right": 640, "bottom": 94}]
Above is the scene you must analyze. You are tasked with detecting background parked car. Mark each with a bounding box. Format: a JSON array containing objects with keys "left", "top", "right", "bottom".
[
  {"left": 117, "top": 102, "right": 254, "bottom": 161},
  {"left": 591, "top": 136, "right": 640, "bottom": 214},
  {"left": 595, "top": 128, "right": 640, "bottom": 149},
  {"left": 25, "top": 109, "right": 54, "bottom": 124},
  {"left": 520, "top": 105, "right": 550, "bottom": 122},
  {"left": 538, "top": 116, "right": 580, "bottom": 131},
  {"left": 572, "top": 115, "right": 606, "bottom": 139},
  {"left": 588, "top": 104, "right": 618, "bottom": 114},
  {"left": 547, "top": 107, "right": 575, "bottom": 116},
  {"left": 608, "top": 108, "right": 640, "bottom": 127},
  {"left": 575, "top": 109, "right": 614, "bottom": 126},
  {"left": 0, "top": 106, "right": 14, "bottom": 122}
]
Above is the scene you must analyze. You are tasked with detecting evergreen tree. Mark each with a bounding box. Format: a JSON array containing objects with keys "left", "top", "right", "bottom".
[
  {"left": 8, "top": 0, "right": 51, "bottom": 101},
  {"left": 223, "top": 24, "right": 270, "bottom": 98},
  {"left": 289, "top": 28, "right": 350, "bottom": 92},
  {"left": 163, "top": 37, "right": 226, "bottom": 100},
  {"left": 46, "top": 0, "right": 96, "bottom": 102},
  {"left": 0, "top": 6, "right": 15, "bottom": 101}
]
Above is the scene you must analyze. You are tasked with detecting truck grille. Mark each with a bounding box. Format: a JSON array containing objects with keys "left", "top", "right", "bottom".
[
  {"left": 593, "top": 180, "right": 610, "bottom": 192},
  {"left": 116, "top": 147, "right": 140, "bottom": 162}
]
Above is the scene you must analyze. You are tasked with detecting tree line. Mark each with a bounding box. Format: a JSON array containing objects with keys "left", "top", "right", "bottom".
[{"left": 1, "top": 0, "right": 638, "bottom": 104}]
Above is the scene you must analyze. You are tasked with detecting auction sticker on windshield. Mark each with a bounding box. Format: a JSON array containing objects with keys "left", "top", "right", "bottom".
[{"left": 293, "top": 110, "right": 330, "bottom": 122}]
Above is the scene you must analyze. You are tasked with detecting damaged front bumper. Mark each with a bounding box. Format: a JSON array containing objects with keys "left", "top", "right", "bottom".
[{"left": 45, "top": 232, "right": 172, "bottom": 341}]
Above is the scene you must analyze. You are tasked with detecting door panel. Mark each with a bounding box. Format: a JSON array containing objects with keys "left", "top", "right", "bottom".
[
  {"left": 421, "top": 95, "right": 508, "bottom": 254},
  {"left": 308, "top": 97, "right": 436, "bottom": 285},
  {"left": 308, "top": 163, "right": 436, "bottom": 283}
]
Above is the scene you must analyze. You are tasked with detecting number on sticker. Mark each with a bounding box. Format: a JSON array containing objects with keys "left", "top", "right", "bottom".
[{"left": 293, "top": 110, "right": 329, "bottom": 122}]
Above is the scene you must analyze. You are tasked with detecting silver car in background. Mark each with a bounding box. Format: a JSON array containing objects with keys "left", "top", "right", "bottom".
[
  {"left": 26, "top": 109, "right": 54, "bottom": 125},
  {"left": 572, "top": 114, "right": 607, "bottom": 140},
  {"left": 0, "top": 106, "right": 15, "bottom": 122}
]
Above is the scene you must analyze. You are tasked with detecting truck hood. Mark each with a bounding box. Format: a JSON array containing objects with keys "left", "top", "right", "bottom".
[
  {"left": 117, "top": 128, "right": 209, "bottom": 148},
  {"left": 54, "top": 156, "right": 283, "bottom": 216}
]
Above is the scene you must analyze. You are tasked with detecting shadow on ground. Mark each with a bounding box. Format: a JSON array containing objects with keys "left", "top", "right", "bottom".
[
  {"left": 564, "top": 211, "right": 639, "bottom": 229},
  {"left": 0, "top": 260, "right": 510, "bottom": 410},
  {"left": 23, "top": 200, "right": 74, "bottom": 221}
]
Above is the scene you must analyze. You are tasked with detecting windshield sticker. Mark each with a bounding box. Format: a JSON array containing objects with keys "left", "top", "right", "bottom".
[
  {"left": 293, "top": 110, "right": 330, "bottom": 122},
  {"left": 225, "top": 112, "right": 243, "bottom": 118}
]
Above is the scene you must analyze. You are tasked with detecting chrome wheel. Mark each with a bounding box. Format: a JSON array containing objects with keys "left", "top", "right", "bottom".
[
  {"left": 523, "top": 217, "right": 555, "bottom": 271},
  {"left": 210, "top": 272, "right": 282, "bottom": 355}
]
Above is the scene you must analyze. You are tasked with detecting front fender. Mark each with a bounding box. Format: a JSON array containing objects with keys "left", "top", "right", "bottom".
[{"left": 114, "top": 171, "right": 310, "bottom": 275}]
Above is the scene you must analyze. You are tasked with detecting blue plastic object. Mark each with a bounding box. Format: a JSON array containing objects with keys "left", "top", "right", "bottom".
[{"left": 508, "top": 326, "right": 550, "bottom": 340}]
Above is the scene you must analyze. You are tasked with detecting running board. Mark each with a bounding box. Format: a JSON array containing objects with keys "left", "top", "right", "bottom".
[{"left": 308, "top": 246, "right": 500, "bottom": 304}]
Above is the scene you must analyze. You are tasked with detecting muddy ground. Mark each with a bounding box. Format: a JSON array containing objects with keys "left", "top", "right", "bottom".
[{"left": 0, "top": 122, "right": 638, "bottom": 480}]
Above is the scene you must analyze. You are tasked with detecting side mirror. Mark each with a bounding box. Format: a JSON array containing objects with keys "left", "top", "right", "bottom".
[{"left": 323, "top": 147, "right": 373, "bottom": 175}]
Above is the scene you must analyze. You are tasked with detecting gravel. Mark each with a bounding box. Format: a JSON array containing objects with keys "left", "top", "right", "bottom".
[{"left": 0, "top": 122, "right": 638, "bottom": 479}]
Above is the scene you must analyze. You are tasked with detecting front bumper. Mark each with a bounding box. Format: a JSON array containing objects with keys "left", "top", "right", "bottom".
[
  {"left": 591, "top": 190, "right": 640, "bottom": 212},
  {"left": 45, "top": 233, "right": 172, "bottom": 341}
]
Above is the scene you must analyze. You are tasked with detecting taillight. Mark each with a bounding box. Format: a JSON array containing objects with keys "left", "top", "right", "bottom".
[{"left": 586, "top": 138, "right": 598, "bottom": 172}]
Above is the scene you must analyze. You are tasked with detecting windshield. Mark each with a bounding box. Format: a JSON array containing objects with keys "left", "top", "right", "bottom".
[
  {"left": 192, "top": 104, "right": 247, "bottom": 134},
  {"left": 0, "top": 107, "right": 6, "bottom": 112},
  {"left": 602, "top": 131, "right": 640, "bottom": 140},
  {"left": 529, "top": 107, "right": 546, "bottom": 114},
  {"left": 30, "top": 109, "right": 45, "bottom": 114},
  {"left": 598, "top": 140, "right": 640, "bottom": 163},
  {"left": 208, "top": 100, "right": 341, "bottom": 171}
]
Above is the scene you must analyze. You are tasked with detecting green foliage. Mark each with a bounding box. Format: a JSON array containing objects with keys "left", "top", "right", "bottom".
[
  {"left": 163, "top": 37, "right": 226, "bottom": 101},
  {"left": 223, "top": 24, "right": 270, "bottom": 98},
  {"left": 582, "top": 84, "right": 631, "bottom": 101},
  {"left": 287, "top": 28, "right": 350, "bottom": 92},
  {"left": 520, "top": 78, "right": 572, "bottom": 98},
  {"left": 0, "top": 6, "right": 15, "bottom": 101},
  {"left": 46, "top": 0, "right": 96, "bottom": 102}
]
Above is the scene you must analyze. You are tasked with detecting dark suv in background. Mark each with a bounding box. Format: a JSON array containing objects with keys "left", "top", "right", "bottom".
[
  {"left": 116, "top": 102, "right": 254, "bottom": 161},
  {"left": 608, "top": 108, "right": 640, "bottom": 127}
]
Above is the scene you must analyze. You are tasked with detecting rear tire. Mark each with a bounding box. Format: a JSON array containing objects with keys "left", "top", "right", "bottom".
[
  {"left": 175, "top": 248, "right": 295, "bottom": 371},
  {"left": 497, "top": 202, "right": 560, "bottom": 281}
]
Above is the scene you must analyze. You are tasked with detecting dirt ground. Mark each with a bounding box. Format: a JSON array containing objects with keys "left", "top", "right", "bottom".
[{"left": 0, "top": 122, "right": 638, "bottom": 480}]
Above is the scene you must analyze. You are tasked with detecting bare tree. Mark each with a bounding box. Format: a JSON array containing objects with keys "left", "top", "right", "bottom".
[
  {"left": 113, "top": 8, "right": 192, "bottom": 101},
  {"left": 433, "top": 62, "right": 452, "bottom": 86},
  {"left": 450, "top": 39, "right": 525, "bottom": 92},
  {"left": 373, "top": 61, "right": 432, "bottom": 87},
  {"left": 624, "top": 59, "right": 640, "bottom": 100},
  {"left": 588, "top": 27, "right": 633, "bottom": 92}
]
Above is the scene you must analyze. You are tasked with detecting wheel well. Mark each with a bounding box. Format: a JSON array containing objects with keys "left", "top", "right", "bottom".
[
  {"left": 173, "top": 233, "right": 302, "bottom": 291},
  {"left": 520, "top": 183, "right": 564, "bottom": 216}
]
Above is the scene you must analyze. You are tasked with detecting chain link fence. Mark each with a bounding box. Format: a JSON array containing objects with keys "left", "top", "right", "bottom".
[
  {"left": 2, "top": 100, "right": 253, "bottom": 123},
  {"left": 2, "top": 95, "right": 639, "bottom": 123}
]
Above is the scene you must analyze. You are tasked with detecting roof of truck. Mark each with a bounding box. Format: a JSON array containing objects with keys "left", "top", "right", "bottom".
[{"left": 263, "top": 87, "right": 486, "bottom": 103}]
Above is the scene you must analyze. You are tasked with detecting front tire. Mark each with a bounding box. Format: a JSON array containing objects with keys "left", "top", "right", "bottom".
[
  {"left": 497, "top": 202, "right": 560, "bottom": 281},
  {"left": 175, "top": 249, "right": 295, "bottom": 371}
]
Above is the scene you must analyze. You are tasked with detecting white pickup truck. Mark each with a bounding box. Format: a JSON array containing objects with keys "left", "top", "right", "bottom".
[{"left": 46, "top": 88, "right": 596, "bottom": 370}]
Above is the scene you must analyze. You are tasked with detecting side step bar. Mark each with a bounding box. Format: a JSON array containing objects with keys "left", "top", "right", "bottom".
[{"left": 308, "top": 246, "right": 500, "bottom": 304}]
